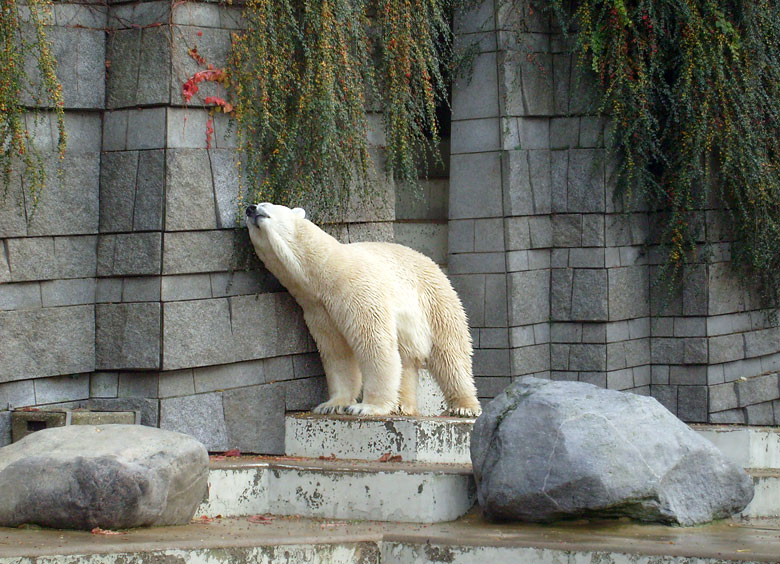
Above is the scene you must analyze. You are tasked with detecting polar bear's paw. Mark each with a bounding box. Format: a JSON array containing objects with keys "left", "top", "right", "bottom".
[
  {"left": 344, "top": 403, "right": 393, "bottom": 416},
  {"left": 312, "top": 398, "right": 353, "bottom": 415},
  {"left": 447, "top": 405, "right": 482, "bottom": 418}
]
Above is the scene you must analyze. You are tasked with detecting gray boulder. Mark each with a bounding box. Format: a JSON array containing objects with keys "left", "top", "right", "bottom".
[
  {"left": 471, "top": 378, "right": 754, "bottom": 525},
  {"left": 0, "top": 424, "right": 209, "bottom": 530}
]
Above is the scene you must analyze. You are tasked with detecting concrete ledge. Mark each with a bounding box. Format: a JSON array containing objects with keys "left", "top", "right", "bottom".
[
  {"left": 285, "top": 413, "right": 474, "bottom": 464},
  {"left": 197, "top": 457, "right": 476, "bottom": 523}
]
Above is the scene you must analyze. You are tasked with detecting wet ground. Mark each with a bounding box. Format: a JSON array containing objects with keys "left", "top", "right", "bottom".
[{"left": 2, "top": 509, "right": 779, "bottom": 562}]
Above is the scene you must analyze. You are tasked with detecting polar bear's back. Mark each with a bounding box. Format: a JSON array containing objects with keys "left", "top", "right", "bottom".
[{"left": 346, "top": 241, "right": 466, "bottom": 317}]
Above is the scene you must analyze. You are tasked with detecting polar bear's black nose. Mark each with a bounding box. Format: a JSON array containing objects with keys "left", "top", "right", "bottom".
[{"left": 246, "top": 205, "right": 257, "bottom": 216}]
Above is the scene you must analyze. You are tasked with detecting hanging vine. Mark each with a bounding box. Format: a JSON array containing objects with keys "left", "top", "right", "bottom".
[
  {"left": 229, "top": 0, "right": 454, "bottom": 220},
  {"left": 1, "top": 0, "right": 66, "bottom": 208},
  {"left": 547, "top": 0, "right": 780, "bottom": 308}
]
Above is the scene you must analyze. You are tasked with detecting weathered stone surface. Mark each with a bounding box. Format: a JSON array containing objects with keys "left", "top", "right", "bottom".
[
  {"left": 33, "top": 373, "right": 90, "bottom": 405},
  {"left": 223, "top": 384, "right": 285, "bottom": 454},
  {"left": 162, "top": 298, "right": 235, "bottom": 369},
  {"left": 452, "top": 52, "right": 499, "bottom": 120},
  {"left": 471, "top": 378, "right": 754, "bottom": 525},
  {"left": 22, "top": 27, "right": 104, "bottom": 109},
  {"left": 99, "top": 151, "right": 138, "bottom": 233},
  {"left": 95, "top": 303, "right": 161, "bottom": 370},
  {"left": 98, "top": 232, "right": 162, "bottom": 276},
  {"left": 449, "top": 152, "right": 503, "bottom": 219},
  {"left": 0, "top": 282, "right": 41, "bottom": 310},
  {"left": 23, "top": 154, "right": 100, "bottom": 236},
  {"left": 41, "top": 278, "right": 96, "bottom": 307},
  {"left": 0, "top": 425, "right": 208, "bottom": 529},
  {"left": 162, "top": 230, "right": 233, "bottom": 274},
  {"left": 106, "top": 27, "right": 170, "bottom": 108},
  {"left": 165, "top": 149, "right": 217, "bottom": 231},
  {"left": 502, "top": 150, "right": 552, "bottom": 216},
  {"left": 87, "top": 398, "right": 158, "bottom": 428},
  {"left": 160, "top": 392, "right": 229, "bottom": 451},
  {"left": 0, "top": 412, "right": 10, "bottom": 447},
  {"left": 0, "top": 305, "right": 94, "bottom": 383},
  {"left": 134, "top": 150, "right": 166, "bottom": 231}
]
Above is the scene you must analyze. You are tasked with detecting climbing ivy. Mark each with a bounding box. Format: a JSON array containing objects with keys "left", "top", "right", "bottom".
[
  {"left": 547, "top": 0, "right": 780, "bottom": 308},
  {"left": 0, "top": 0, "right": 65, "bottom": 208},
  {"left": 229, "top": 0, "right": 455, "bottom": 219}
]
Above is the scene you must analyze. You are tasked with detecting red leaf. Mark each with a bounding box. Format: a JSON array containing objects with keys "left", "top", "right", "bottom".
[
  {"left": 377, "top": 453, "right": 402, "bottom": 462},
  {"left": 223, "top": 448, "right": 241, "bottom": 457},
  {"left": 193, "top": 515, "right": 214, "bottom": 523},
  {"left": 91, "top": 527, "right": 124, "bottom": 535},
  {"left": 247, "top": 514, "right": 274, "bottom": 524},
  {"left": 205, "top": 118, "right": 214, "bottom": 149}
]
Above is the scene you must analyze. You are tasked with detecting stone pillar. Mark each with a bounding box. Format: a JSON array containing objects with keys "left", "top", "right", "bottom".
[
  {"left": 449, "top": 2, "right": 517, "bottom": 404},
  {"left": 451, "top": 1, "right": 780, "bottom": 422}
]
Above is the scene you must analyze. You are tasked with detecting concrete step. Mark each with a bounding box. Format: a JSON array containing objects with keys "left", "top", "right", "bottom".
[
  {"left": 285, "top": 413, "right": 475, "bottom": 464},
  {"left": 693, "top": 425, "right": 780, "bottom": 470},
  {"left": 197, "top": 456, "right": 476, "bottom": 523},
  {"left": 742, "top": 469, "right": 780, "bottom": 519}
]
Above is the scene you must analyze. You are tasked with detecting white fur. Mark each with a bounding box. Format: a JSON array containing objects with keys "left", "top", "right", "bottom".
[{"left": 246, "top": 202, "right": 482, "bottom": 417}]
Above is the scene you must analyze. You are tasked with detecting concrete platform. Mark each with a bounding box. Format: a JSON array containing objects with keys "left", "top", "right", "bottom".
[
  {"left": 744, "top": 469, "right": 780, "bottom": 519},
  {"left": 197, "top": 456, "right": 476, "bottom": 523},
  {"left": 694, "top": 425, "right": 780, "bottom": 469},
  {"left": 3, "top": 510, "right": 780, "bottom": 564},
  {"left": 285, "top": 413, "right": 475, "bottom": 463}
]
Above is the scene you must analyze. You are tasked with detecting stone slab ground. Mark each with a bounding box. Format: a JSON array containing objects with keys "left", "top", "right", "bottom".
[{"left": 2, "top": 510, "right": 780, "bottom": 564}]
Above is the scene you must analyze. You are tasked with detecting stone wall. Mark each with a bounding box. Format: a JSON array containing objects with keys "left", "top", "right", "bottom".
[
  {"left": 3, "top": 0, "right": 779, "bottom": 451},
  {"left": 451, "top": 0, "right": 780, "bottom": 424},
  {"left": 0, "top": 0, "right": 449, "bottom": 451}
]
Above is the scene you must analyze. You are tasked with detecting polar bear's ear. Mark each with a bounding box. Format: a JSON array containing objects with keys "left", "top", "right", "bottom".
[{"left": 292, "top": 207, "right": 306, "bottom": 219}]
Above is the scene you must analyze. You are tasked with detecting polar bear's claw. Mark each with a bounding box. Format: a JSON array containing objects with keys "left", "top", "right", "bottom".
[
  {"left": 448, "top": 406, "right": 482, "bottom": 418},
  {"left": 344, "top": 403, "right": 392, "bottom": 416},
  {"left": 312, "top": 400, "right": 352, "bottom": 415}
]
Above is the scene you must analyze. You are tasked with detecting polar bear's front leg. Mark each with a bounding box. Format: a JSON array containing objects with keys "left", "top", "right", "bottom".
[
  {"left": 303, "top": 306, "right": 362, "bottom": 415},
  {"left": 343, "top": 330, "right": 402, "bottom": 417}
]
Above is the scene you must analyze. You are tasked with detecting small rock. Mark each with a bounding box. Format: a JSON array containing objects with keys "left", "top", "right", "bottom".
[
  {"left": 471, "top": 378, "right": 754, "bottom": 525},
  {"left": 0, "top": 425, "right": 209, "bottom": 530}
]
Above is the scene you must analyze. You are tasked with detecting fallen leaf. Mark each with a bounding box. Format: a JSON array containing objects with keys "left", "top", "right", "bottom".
[
  {"left": 193, "top": 516, "right": 214, "bottom": 523},
  {"left": 318, "top": 454, "right": 337, "bottom": 460},
  {"left": 91, "top": 527, "right": 124, "bottom": 535},
  {"left": 377, "top": 453, "right": 402, "bottom": 462},
  {"left": 247, "top": 514, "right": 274, "bottom": 524},
  {"left": 210, "top": 455, "right": 226, "bottom": 461},
  {"left": 223, "top": 448, "right": 241, "bottom": 457}
]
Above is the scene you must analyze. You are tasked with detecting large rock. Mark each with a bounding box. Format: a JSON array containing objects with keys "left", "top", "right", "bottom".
[
  {"left": 0, "top": 425, "right": 208, "bottom": 530},
  {"left": 471, "top": 378, "right": 754, "bottom": 525}
]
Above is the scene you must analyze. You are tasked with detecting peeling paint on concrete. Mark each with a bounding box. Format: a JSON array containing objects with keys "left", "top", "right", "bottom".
[{"left": 284, "top": 414, "right": 475, "bottom": 464}]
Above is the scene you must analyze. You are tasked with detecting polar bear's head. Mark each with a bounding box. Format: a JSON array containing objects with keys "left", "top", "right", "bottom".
[
  {"left": 245, "top": 202, "right": 309, "bottom": 284},
  {"left": 245, "top": 202, "right": 305, "bottom": 232}
]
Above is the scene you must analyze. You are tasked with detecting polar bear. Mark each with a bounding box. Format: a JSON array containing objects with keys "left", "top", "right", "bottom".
[{"left": 245, "top": 202, "right": 482, "bottom": 417}]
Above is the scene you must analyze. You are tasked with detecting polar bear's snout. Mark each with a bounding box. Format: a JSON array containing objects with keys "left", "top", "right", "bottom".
[
  {"left": 245, "top": 204, "right": 269, "bottom": 218},
  {"left": 245, "top": 204, "right": 271, "bottom": 229}
]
